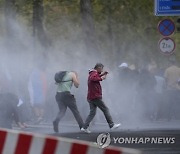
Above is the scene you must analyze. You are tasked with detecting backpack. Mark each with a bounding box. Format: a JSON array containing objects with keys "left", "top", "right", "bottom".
[{"left": 54, "top": 71, "right": 67, "bottom": 83}]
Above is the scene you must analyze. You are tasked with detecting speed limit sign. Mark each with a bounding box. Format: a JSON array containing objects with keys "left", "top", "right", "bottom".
[{"left": 159, "top": 37, "right": 175, "bottom": 55}]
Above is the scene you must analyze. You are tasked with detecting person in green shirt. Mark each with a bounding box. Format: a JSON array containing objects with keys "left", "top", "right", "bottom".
[{"left": 53, "top": 71, "right": 84, "bottom": 133}]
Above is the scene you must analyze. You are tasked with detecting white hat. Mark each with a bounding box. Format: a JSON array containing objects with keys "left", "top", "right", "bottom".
[{"left": 119, "top": 63, "right": 128, "bottom": 68}]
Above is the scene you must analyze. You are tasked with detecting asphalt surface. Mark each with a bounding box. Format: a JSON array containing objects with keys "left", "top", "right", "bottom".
[
  {"left": 55, "top": 130, "right": 180, "bottom": 154},
  {"left": 15, "top": 121, "right": 180, "bottom": 154}
]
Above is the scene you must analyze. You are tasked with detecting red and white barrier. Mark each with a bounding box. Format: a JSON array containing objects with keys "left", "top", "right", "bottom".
[{"left": 0, "top": 128, "right": 142, "bottom": 154}]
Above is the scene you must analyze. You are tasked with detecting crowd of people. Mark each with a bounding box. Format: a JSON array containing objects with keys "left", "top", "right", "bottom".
[
  {"left": 116, "top": 59, "right": 180, "bottom": 122},
  {"left": 0, "top": 61, "right": 49, "bottom": 129},
  {"left": 0, "top": 59, "right": 180, "bottom": 131}
]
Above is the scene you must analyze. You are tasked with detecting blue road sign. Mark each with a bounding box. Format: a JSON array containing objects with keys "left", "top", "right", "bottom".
[
  {"left": 158, "top": 19, "right": 175, "bottom": 36},
  {"left": 155, "top": 0, "right": 180, "bottom": 16}
]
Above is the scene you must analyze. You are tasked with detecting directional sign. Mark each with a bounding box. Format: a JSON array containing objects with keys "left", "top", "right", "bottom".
[
  {"left": 159, "top": 37, "right": 175, "bottom": 55},
  {"left": 155, "top": 0, "right": 180, "bottom": 16},
  {"left": 158, "top": 19, "right": 175, "bottom": 36}
]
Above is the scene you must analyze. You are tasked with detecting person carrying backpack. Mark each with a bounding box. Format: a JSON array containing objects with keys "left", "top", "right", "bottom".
[{"left": 53, "top": 71, "right": 84, "bottom": 133}]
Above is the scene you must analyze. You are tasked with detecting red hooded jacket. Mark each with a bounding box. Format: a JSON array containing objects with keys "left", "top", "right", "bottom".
[{"left": 87, "top": 70, "right": 102, "bottom": 101}]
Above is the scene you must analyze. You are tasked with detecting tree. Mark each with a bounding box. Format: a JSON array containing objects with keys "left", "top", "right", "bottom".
[
  {"left": 4, "top": 0, "right": 16, "bottom": 39},
  {"left": 80, "top": 0, "right": 99, "bottom": 56},
  {"left": 106, "top": 0, "right": 113, "bottom": 50},
  {"left": 33, "top": 0, "right": 49, "bottom": 48}
]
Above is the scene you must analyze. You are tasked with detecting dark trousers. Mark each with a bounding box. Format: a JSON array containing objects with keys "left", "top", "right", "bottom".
[
  {"left": 0, "top": 93, "right": 19, "bottom": 129},
  {"left": 54, "top": 92, "right": 84, "bottom": 129},
  {"left": 83, "top": 98, "right": 114, "bottom": 129}
]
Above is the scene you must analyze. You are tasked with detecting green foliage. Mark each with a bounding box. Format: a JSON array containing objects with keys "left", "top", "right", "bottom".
[{"left": 0, "top": 0, "right": 180, "bottom": 67}]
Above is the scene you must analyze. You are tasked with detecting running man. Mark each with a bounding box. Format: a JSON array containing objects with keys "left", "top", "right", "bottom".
[
  {"left": 53, "top": 71, "right": 84, "bottom": 133},
  {"left": 81, "top": 63, "right": 121, "bottom": 133}
]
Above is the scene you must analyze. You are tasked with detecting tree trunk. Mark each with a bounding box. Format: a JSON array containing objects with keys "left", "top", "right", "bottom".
[
  {"left": 106, "top": 0, "right": 113, "bottom": 50},
  {"left": 80, "top": 0, "right": 99, "bottom": 56},
  {"left": 4, "top": 0, "right": 16, "bottom": 38},
  {"left": 33, "top": 0, "right": 49, "bottom": 48}
]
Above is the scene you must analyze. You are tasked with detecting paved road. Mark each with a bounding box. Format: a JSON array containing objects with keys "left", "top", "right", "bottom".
[
  {"left": 54, "top": 130, "right": 180, "bottom": 154},
  {"left": 15, "top": 121, "right": 180, "bottom": 154}
]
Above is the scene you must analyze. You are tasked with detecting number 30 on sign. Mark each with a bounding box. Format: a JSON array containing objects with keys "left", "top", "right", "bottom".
[{"left": 159, "top": 37, "right": 176, "bottom": 55}]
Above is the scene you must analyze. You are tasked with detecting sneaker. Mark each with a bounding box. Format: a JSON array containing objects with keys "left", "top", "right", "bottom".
[
  {"left": 34, "top": 117, "right": 43, "bottom": 125},
  {"left": 22, "top": 123, "right": 28, "bottom": 128},
  {"left": 53, "top": 121, "right": 59, "bottom": 133},
  {"left": 81, "top": 128, "right": 91, "bottom": 134},
  {"left": 110, "top": 123, "right": 121, "bottom": 130}
]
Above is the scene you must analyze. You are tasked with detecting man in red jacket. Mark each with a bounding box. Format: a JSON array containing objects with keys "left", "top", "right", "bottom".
[{"left": 81, "top": 63, "right": 121, "bottom": 133}]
